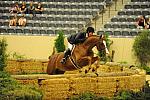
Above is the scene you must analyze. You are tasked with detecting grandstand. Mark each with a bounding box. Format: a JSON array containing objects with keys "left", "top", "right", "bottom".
[
  {"left": 0, "top": 0, "right": 150, "bottom": 36},
  {"left": 0, "top": 0, "right": 112, "bottom": 35}
]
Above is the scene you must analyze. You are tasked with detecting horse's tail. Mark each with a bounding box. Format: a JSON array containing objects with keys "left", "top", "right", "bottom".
[{"left": 47, "top": 53, "right": 60, "bottom": 75}]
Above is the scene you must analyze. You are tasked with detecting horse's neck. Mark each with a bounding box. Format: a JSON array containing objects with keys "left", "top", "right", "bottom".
[
  {"left": 71, "top": 44, "right": 86, "bottom": 60},
  {"left": 72, "top": 37, "right": 98, "bottom": 58}
]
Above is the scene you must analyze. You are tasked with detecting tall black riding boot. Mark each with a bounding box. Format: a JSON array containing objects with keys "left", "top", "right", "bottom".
[{"left": 60, "top": 49, "right": 71, "bottom": 64}]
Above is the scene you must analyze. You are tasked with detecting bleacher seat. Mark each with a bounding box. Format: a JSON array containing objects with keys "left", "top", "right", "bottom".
[
  {"left": 130, "top": 30, "right": 138, "bottom": 36},
  {"left": 41, "top": 23, "right": 48, "bottom": 27},
  {"left": 26, "top": 23, "right": 33, "bottom": 27},
  {"left": 24, "top": 29, "right": 31, "bottom": 34},
  {"left": 0, "top": 28, "right": 7, "bottom": 34},
  {"left": 114, "top": 31, "right": 122, "bottom": 36},
  {"left": 7, "top": 28, "right": 15, "bottom": 34},
  {"left": 16, "top": 29, "right": 23, "bottom": 34},
  {"left": 40, "top": 30, "right": 47, "bottom": 34},
  {"left": 47, "top": 30, "right": 54, "bottom": 34},
  {"left": 122, "top": 30, "right": 130, "bottom": 36},
  {"left": 32, "top": 29, "right": 39, "bottom": 34},
  {"left": 34, "top": 23, "right": 41, "bottom": 27}
]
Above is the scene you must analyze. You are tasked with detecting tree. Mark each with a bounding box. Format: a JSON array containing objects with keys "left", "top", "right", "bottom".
[
  {"left": 54, "top": 30, "right": 65, "bottom": 53},
  {"left": 0, "top": 38, "right": 8, "bottom": 71},
  {"left": 133, "top": 30, "right": 150, "bottom": 67}
]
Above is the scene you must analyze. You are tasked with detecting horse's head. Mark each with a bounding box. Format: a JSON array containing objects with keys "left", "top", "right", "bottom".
[
  {"left": 83, "top": 35, "right": 109, "bottom": 54},
  {"left": 95, "top": 35, "right": 109, "bottom": 54}
]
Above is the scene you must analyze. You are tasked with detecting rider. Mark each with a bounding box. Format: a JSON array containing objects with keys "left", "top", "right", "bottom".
[{"left": 60, "top": 27, "right": 95, "bottom": 64}]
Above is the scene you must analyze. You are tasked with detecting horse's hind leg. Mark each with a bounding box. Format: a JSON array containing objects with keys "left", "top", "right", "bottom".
[
  {"left": 54, "top": 69, "right": 65, "bottom": 74},
  {"left": 47, "top": 60, "right": 56, "bottom": 75}
]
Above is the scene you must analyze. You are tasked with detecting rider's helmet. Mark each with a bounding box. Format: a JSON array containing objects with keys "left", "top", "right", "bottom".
[{"left": 86, "top": 27, "right": 94, "bottom": 33}]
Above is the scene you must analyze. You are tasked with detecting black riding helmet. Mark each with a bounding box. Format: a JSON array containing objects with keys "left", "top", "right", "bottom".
[{"left": 86, "top": 27, "right": 94, "bottom": 33}]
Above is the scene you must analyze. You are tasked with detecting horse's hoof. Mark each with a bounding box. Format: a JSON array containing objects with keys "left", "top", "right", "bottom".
[
  {"left": 95, "top": 73, "right": 98, "bottom": 76},
  {"left": 85, "top": 70, "right": 88, "bottom": 74},
  {"left": 92, "top": 68, "right": 95, "bottom": 72},
  {"left": 78, "top": 70, "right": 82, "bottom": 73}
]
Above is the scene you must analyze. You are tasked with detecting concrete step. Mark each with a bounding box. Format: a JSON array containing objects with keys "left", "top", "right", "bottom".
[{"left": 90, "top": 0, "right": 131, "bottom": 32}]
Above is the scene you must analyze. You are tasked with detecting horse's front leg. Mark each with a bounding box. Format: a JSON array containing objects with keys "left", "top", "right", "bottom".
[
  {"left": 79, "top": 56, "right": 100, "bottom": 73},
  {"left": 90, "top": 56, "right": 100, "bottom": 73}
]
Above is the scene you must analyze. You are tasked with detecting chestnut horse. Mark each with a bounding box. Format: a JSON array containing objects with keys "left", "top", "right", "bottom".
[{"left": 47, "top": 35, "right": 107, "bottom": 75}]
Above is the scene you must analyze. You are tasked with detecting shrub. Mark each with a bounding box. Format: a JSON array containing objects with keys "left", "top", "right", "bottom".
[
  {"left": 114, "top": 90, "right": 145, "bottom": 100},
  {"left": 133, "top": 30, "right": 150, "bottom": 67},
  {"left": 69, "top": 89, "right": 147, "bottom": 100},
  {"left": 11, "top": 52, "right": 26, "bottom": 60},
  {"left": 0, "top": 71, "right": 43, "bottom": 100},
  {"left": 98, "top": 33, "right": 113, "bottom": 62},
  {"left": 70, "top": 92, "right": 109, "bottom": 100},
  {"left": 55, "top": 30, "right": 65, "bottom": 52},
  {"left": 142, "top": 66, "right": 150, "bottom": 74},
  {"left": 0, "top": 38, "right": 8, "bottom": 71}
]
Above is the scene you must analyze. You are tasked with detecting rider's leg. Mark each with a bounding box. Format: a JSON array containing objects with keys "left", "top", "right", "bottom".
[{"left": 60, "top": 48, "right": 71, "bottom": 64}]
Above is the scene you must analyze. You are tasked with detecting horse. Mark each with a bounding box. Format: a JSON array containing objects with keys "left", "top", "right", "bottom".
[{"left": 47, "top": 35, "right": 108, "bottom": 75}]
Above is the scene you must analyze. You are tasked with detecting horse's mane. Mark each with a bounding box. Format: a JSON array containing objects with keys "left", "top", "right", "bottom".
[
  {"left": 86, "top": 35, "right": 100, "bottom": 40},
  {"left": 83, "top": 35, "right": 100, "bottom": 45}
]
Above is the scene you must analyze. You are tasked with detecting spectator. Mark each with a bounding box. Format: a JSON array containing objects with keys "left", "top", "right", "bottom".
[
  {"left": 9, "top": 15, "right": 17, "bottom": 26},
  {"left": 35, "top": 2, "right": 44, "bottom": 14},
  {"left": 136, "top": 15, "right": 147, "bottom": 29},
  {"left": 9, "top": 2, "right": 20, "bottom": 14},
  {"left": 146, "top": 17, "right": 150, "bottom": 29},
  {"left": 20, "top": 2, "right": 27, "bottom": 14},
  {"left": 27, "top": 1, "right": 35, "bottom": 15},
  {"left": 18, "top": 14, "right": 27, "bottom": 27}
]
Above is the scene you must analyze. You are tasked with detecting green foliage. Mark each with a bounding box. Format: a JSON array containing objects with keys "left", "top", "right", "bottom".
[
  {"left": 117, "top": 61, "right": 128, "bottom": 64},
  {"left": 55, "top": 30, "right": 65, "bottom": 53},
  {"left": 0, "top": 71, "right": 43, "bottom": 100},
  {"left": 142, "top": 66, "right": 150, "bottom": 74},
  {"left": 114, "top": 90, "right": 145, "bottom": 100},
  {"left": 98, "top": 33, "right": 113, "bottom": 62},
  {"left": 70, "top": 92, "right": 109, "bottom": 100},
  {"left": 11, "top": 52, "right": 26, "bottom": 60},
  {"left": 133, "top": 30, "right": 150, "bottom": 67},
  {"left": 69, "top": 89, "right": 148, "bottom": 100},
  {"left": 0, "top": 38, "right": 8, "bottom": 71}
]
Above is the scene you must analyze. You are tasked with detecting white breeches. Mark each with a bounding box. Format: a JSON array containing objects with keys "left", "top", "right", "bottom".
[{"left": 68, "top": 42, "right": 73, "bottom": 50}]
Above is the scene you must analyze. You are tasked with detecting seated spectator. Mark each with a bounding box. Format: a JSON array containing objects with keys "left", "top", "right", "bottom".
[
  {"left": 136, "top": 15, "right": 147, "bottom": 29},
  {"left": 9, "top": 2, "right": 20, "bottom": 14},
  {"left": 35, "top": 2, "right": 44, "bottom": 14},
  {"left": 146, "top": 17, "right": 150, "bottom": 29},
  {"left": 20, "top": 2, "right": 27, "bottom": 14},
  {"left": 9, "top": 15, "right": 17, "bottom": 26},
  {"left": 18, "top": 14, "right": 27, "bottom": 27},
  {"left": 27, "top": 1, "right": 35, "bottom": 15}
]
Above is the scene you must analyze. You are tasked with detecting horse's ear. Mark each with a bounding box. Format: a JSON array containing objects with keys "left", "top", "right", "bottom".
[{"left": 99, "top": 34, "right": 103, "bottom": 39}]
